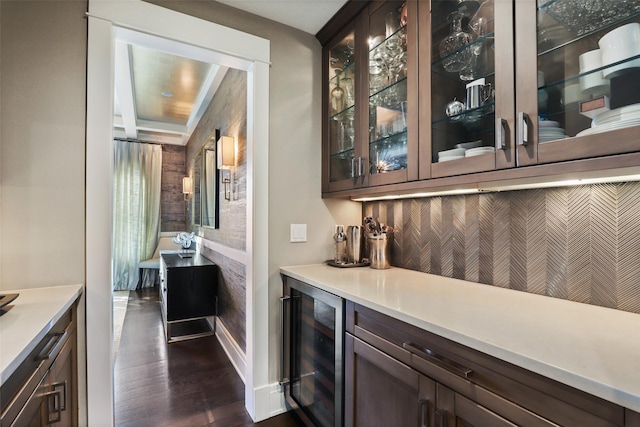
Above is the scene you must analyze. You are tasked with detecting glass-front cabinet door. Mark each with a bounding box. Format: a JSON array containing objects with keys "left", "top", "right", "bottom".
[
  {"left": 365, "top": 1, "right": 418, "bottom": 186},
  {"left": 324, "top": 25, "right": 358, "bottom": 193},
  {"left": 427, "top": 0, "right": 515, "bottom": 179},
  {"left": 516, "top": 0, "right": 640, "bottom": 166}
]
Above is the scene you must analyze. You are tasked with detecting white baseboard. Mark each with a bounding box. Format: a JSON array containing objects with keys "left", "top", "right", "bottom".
[
  {"left": 211, "top": 319, "right": 288, "bottom": 421},
  {"left": 268, "top": 382, "right": 287, "bottom": 418},
  {"left": 251, "top": 382, "right": 288, "bottom": 421},
  {"left": 215, "top": 318, "right": 247, "bottom": 383}
]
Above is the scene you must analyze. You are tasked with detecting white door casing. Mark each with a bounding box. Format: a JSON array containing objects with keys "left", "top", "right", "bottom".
[{"left": 86, "top": 1, "right": 270, "bottom": 424}]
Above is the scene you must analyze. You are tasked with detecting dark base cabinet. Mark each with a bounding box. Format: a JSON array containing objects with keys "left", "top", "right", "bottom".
[
  {"left": 345, "top": 301, "right": 639, "bottom": 427},
  {"left": 160, "top": 253, "right": 218, "bottom": 343},
  {"left": 0, "top": 304, "right": 78, "bottom": 427}
]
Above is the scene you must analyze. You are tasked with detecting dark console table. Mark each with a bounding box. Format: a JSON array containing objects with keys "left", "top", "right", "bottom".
[{"left": 159, "top": 253, "right": 218, "bottom": 343}]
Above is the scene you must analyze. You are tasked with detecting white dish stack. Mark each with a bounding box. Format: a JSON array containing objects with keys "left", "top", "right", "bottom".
[
  {"left": 575, "top": 23, "right": 640, "bottom": 137},
  {"left": 538, "top": 119, "right": 568, "bottom": 143},
  {"left": 437, "top": 140, "right": 495, "bottom": 162}
]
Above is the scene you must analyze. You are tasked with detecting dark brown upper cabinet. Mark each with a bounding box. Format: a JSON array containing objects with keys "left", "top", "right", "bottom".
[{"left": 320, "top": 0, "right": 640, "bottom": 197}]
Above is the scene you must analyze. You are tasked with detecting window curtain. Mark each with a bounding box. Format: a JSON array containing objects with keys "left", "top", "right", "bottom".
[{"left": 112, "top": 141, "right": 162, "bottom": 290}]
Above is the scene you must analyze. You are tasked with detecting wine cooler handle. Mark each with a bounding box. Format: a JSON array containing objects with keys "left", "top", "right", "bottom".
[
  {"left": 496, "top": 117, "right": 508, "bottom": 150},
  {"left": 403, "top": 342, "right": 473, "bottom": 379},
  {"left": 279, "top": 296, "right": 291, "bottom": 386},
  {"left": 518, "top": 112, "right": 531, "bottom": 146}
]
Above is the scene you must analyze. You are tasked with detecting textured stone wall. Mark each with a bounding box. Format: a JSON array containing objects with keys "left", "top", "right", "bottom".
[
  {"left": 185, "top": 69, "right": 248, "bottom": 350},
  {"left": 161, "top": 144, "right": 186, "bottom": 232},
  {"left": 365, "top": 182, "right": 640, "bottom": 314}
]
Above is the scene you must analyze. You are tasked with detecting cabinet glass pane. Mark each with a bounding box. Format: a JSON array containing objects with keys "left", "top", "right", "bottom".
[
  {"left": 329, "top": 30, "right": 356, "bottom": 182},
  {"left": 431, "top": 0, "right": 496, "bottom": 163},
  {"left": 368, "top": 2, "right": 408, "bottom": 175},
  {"left": 537, "top": 0, "right": 640, "bottom": 142}
]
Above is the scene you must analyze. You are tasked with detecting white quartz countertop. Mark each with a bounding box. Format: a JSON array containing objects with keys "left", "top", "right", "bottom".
[
  {"left": 0, "top": 285, "right": 83, "bottom": 384},
  {"left": 280, "top": 264, "right": 640, "bottom": 412}
]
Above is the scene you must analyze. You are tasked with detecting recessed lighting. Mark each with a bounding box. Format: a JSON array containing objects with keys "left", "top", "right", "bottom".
[{"left": 161, "top": 91, "right": 173, "bottom": 98}]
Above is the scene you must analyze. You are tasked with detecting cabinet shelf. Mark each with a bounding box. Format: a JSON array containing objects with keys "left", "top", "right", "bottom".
[
  {"left": 540, "top": 53, "right": 640, "bottom": 91},
  {"left": 538, "top": 0, "right": 640, "bottom": 56},
  {"left": 431, "top": 32, "right": 495, "bottom": 70},
  {"left": 432, "top": 102, "right": 495, "bottom": 126}
]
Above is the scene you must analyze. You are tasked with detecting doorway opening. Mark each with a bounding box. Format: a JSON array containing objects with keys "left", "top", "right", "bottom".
[{"left": 86, "top": 2, "right": 271, "bottom": 423}]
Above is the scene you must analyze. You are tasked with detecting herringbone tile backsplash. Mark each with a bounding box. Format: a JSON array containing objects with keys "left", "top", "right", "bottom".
[{"left": 364, "top": 182, "right": 640, "bottom": 314}]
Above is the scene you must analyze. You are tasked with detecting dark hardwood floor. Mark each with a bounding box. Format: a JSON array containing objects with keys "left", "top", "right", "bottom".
[{"left": 114, "top": 287, "right": 302, "bottom": 427}]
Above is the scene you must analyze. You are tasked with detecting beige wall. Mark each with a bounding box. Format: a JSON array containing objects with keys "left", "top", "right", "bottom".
[{"left": 0, "top": 1, "right": 86, "bottom": 290}]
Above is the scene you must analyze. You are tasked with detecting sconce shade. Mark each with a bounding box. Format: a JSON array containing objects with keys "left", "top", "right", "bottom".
[
  {"left": 182, "top": 176, "right": 193, "bottom": 194},
  {"left": 217, "top": 136, "right": 236, "bottom": 169}
]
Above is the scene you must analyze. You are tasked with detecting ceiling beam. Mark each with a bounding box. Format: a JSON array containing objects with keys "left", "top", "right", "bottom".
[{"left": 183, "top": 65, "right": 229, "bottom": 144}]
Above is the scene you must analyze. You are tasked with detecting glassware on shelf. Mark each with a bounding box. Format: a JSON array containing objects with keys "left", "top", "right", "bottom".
[
  {"left": 330, "top": 69, "right": 345, "bottom": 115},
  {"left": 439, "top": 11, "right": 474, "bottom": 73},
  {"left": 459, "top": 16, "right": 487, "bottom": 81}
]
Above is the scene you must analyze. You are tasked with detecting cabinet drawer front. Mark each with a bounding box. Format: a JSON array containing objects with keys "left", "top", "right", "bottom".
[
  {"left": 348, "top": 302, "right": 625, "bottom": 427},
  {"left": 345, "top": 334, "right": 422, "bottom": 427}
]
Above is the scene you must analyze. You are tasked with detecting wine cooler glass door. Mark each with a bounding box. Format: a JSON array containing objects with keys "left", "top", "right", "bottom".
[{"left": 287, "top": 280, "right": 344, "bottom": 427}]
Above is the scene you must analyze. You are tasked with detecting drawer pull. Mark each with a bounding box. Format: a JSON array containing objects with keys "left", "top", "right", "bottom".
[
  {"left": 403, "top": 342, "right": 473, "bottom": 379},
  {"left": 36, "top": 331, "right": 66, "bottom": 361}
]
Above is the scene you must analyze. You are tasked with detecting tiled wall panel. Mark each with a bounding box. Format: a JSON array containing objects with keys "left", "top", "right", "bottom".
[
  {"left": 364, "top": 182, "right": 640, "bottom": 314},
  {"left": 161, "top": 144, "right": 186, "bottom": 231}
]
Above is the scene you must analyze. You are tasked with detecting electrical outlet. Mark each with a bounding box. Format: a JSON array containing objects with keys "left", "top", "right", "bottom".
[{"left": 290, "top": 224, "right": 307, "bottom": 243}]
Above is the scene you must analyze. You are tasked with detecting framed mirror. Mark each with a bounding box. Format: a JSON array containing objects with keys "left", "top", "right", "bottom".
[
  {"left": 201, "top": 129, "right": 220, "bottom": 228},
  {"left": 191, "top": 148, "right": 202, "bottom": 226}
]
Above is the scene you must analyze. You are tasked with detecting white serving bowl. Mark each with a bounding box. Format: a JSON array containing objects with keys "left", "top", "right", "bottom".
[
  {"left": 598, "top": 23, "right": 640, "bottom": 79},
  {"left": 579, "top": 49, "right": 610, "bottom": 96}
]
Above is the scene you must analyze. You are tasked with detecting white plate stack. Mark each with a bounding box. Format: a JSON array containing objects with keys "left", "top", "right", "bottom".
[
  {"left": 465, "top": 146, "right": 495, "bottom": 157},
  {"left": 538, "top": 119, "right": 568, "bottom": 143},
  {"left": 438, "top": 147, "right": 466, "bottom": 162},
  {"left": 577, "top": 103, "right": 640, "bottom": 137}
]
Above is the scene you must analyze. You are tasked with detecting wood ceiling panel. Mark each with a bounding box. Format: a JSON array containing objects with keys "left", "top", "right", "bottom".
[{"left": 131, "top": 45, "right": 212, "bottom": 126}]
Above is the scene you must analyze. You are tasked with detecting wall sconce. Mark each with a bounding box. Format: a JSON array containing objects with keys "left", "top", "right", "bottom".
[
  {"left": 182, "top": 176, "right": 193, "bottom": 201},
  {"left": 218, "top": 136, "right": 236, "bottom": 200}
]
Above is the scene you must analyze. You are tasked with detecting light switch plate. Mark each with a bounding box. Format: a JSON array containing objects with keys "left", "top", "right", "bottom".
[{"left": 290, "top": 224, "right": 307, "bottom": 243}]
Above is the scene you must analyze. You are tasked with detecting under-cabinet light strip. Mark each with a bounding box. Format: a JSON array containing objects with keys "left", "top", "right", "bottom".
[{"left": 351, "top": 174, "right": 640, "bottom": 202}]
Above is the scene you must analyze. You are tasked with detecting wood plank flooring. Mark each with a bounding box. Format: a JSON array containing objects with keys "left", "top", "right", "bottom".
[{"left": 114, "top": 287, "right": 302, "bottom": 427}]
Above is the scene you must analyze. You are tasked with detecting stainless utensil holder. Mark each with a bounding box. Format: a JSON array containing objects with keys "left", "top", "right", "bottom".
[{"left": 367, "top": 233, "right": 392, "bottom": 269}]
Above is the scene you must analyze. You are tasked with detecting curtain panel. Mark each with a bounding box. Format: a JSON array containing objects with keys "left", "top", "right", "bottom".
[{"left": 112, "top": 141, "right": 162, "bottom": 290}]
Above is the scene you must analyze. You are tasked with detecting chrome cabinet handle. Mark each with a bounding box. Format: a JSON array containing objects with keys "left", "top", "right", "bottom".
[
  {"left": 358, "top": 156, "right": 365, "bottom": 177},
  {"left": 419, "top": 399, "right": 430, "bottom": 427},
  {"left": 403, "top": 342, "right": 473, "bottom": 379},
  {"left": 496, "top": 118, "right": 508, "bottom": 150},
  {"left": 44, "top": 389, "right": 62, "bottom": 424},
  {"left": 351, "top": 158, "right": 357, "bottom": 178},
  {"left": 279, "top": 295, "right": 291, "bottom": 386},
  {"left": 52, "top": 381, "right": 67, "bottom": 411},
  {"left": 517, "top": 112, "right": 530, "bottom": 146},
  {"left": 436, "top": 409, "right": 448, "bottom": 427},
  {"left": 36, "top": 332, "right": 66, "bottom": 361}
]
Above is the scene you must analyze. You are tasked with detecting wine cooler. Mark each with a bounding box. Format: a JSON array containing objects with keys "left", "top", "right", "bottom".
[{"left": 280, "top": 276, "right": 345, "bottom": 427}]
